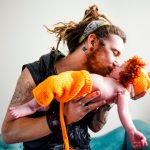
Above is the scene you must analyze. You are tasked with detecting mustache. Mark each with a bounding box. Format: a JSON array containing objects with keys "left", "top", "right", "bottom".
[{"left": 97, "top": 66, "right": 113, "bottom": 76}]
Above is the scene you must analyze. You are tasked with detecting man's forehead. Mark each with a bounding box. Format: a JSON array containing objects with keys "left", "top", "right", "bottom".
[{"left": 105, "top": 34, "right": 125, "bottom": 52}]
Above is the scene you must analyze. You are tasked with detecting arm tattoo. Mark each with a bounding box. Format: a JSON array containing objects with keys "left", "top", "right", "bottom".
[
  {"left": 89, "top": 104, "right": 112, "bottom": 131},
  {"left": 10, "top": 68, "right": 36, "bottom": 106}
]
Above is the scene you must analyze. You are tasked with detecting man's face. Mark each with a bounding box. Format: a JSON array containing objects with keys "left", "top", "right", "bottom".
[{"left": 86, "top": 34, "right": 125, "bottom": 76}]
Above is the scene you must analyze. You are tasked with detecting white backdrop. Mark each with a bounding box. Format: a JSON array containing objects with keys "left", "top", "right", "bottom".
[{"left": 0, "top": 0, "right": 150, "bottom": 137}]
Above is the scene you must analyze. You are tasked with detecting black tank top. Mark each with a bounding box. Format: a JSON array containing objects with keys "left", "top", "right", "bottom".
[{"left": 22, "top": 50, "right": 91, "bottom": 150}]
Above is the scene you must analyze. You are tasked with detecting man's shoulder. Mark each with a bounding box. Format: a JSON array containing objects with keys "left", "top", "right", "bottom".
[{"left": 39, "top": 50, "right": 65, "bottom": 63}]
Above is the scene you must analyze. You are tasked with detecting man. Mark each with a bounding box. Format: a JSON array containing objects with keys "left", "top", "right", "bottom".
[{"left": 2, "top": 5, "right": 145, "bottom": 150}]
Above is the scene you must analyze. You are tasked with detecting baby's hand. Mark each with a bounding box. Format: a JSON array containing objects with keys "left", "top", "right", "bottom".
[{"left": 128, "top": 130, "right": 148, "bottom": 149}]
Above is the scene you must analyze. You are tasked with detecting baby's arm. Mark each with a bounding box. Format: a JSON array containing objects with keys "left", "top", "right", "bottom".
[{"left": 117, "top": 91, "right": 148, "bottom": 149}]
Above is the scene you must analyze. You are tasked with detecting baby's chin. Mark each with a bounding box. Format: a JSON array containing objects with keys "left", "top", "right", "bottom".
[{"left": 109, "top": 72, "right": 118, "bottom": 79}]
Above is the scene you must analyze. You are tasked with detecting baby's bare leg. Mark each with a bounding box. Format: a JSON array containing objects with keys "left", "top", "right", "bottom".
[{"left": 9, "top": 98, "right": 40, "bottom": 119}]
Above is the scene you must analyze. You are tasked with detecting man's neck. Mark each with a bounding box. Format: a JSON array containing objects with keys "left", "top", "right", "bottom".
[{"left": 55, "top": 48, "right": 87, "bottom": 74}]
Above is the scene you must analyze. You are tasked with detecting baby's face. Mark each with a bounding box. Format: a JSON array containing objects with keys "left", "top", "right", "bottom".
[{"left": 109, "top": 62, "right": 127, "bottom": 79}]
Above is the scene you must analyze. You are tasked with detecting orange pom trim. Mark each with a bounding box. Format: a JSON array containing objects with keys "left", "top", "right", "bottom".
[{"left": 119, "top": 56, "right": 146, "bottom": 87}]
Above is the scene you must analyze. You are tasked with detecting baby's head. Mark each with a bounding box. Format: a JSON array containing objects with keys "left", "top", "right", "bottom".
[{"left": 119, "top": 56, "right": 150, "bottom": 98}]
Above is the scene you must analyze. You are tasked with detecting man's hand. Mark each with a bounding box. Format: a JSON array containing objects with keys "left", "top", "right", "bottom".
[{"left": 64, "top": 91, "right": 107, "bottom": 124}]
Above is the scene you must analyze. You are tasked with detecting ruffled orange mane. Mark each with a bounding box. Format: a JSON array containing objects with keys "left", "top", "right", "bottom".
[{"left": 119, "top": 56, "right": 146, "bottom": 87}]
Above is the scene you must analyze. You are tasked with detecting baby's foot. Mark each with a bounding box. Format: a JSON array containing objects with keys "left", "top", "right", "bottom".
[{"left": 9, "top": 105, "right": 36, "bottom": 119}]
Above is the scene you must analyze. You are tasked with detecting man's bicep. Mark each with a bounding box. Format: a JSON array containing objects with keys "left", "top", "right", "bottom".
[
  {"left": 2, "top": 68, "right": 51, "bottom": 143},
  {"left": 10, "top": 67, "right": 36, "bottom": 106}
]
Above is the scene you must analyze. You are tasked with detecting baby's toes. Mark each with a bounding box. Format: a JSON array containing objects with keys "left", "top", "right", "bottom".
[{"left": 9, "top": 107, "right": 16, "bottom": 111}]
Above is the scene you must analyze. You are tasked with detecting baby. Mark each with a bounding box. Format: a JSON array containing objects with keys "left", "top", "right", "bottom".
[{"left": 9, "top": 56, "right": 149, "bottom": 150}]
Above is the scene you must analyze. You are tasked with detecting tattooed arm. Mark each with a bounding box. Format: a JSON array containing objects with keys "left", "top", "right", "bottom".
[
  {"left": 88, "top": 104, "right": 113, "bottom": 132},
  {"left": 1, "top": 68, "right": 52, "bottom": 143}
]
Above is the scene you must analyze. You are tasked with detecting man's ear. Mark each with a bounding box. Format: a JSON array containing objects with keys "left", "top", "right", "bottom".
[{"left": 86, "top": 34, "right": 99, "bottom": 51}]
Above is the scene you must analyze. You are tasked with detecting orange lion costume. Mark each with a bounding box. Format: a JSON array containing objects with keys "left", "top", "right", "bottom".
[{"left": 119, "top": 56, "right": 150, "bottom": 96}]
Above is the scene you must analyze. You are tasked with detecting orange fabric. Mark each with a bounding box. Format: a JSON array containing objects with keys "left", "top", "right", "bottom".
[
  {"left": 33, "top": 70, "right": 92, "bottom": 150},
  {"left": 132, "top": 70, "right": 150, "bottom": 96},
  {"left": 119, "top": 56, "right": 150, "bottom": 97}
]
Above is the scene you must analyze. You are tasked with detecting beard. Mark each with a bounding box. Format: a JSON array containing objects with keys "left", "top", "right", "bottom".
[
  {"left": 86, "top": 62, "right": 113, "bottom": 76},
  {"left": 85, "top": 50, "right": 113, "bottom": 76}
]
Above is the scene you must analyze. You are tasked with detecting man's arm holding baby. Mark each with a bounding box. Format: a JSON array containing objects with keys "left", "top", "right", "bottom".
[
  {"left": 2, "top": 68, "right": 105, "bottom": 143},
  {"left": 1, "top": 68, "right": 52, "bottom": 143},
  {"left": 117, "top": 90, "right": 148, "bottom": 149}
]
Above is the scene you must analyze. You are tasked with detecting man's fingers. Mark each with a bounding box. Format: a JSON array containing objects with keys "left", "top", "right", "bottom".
[
  {"left": 68, "top": 91, "right": 105, "bottom": 118},
  {"left": 81, "top": 91, "right": 101, "bottom": 104},
  {"left": 85, "top": 100, "right": 106, "bottom": 113},
  {"left": 72, "top": 91, "right": 100, "bottom": 104},
  {"left": 72, "top": 95, "right": 85, "bottom": 103}
]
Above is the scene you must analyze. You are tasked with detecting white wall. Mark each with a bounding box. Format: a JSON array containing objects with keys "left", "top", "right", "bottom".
[{"left": 0, "top": 0, "right": 150, "bottom": 138}]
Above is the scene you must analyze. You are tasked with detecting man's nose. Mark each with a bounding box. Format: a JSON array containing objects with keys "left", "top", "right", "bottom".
[
  {"left": 113, "top": 61, "right": 119, "bottom": 67},
  {"left": 113, "top": 60, "right": 122, "bottom": 67}
]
